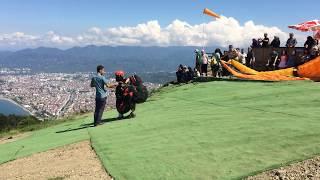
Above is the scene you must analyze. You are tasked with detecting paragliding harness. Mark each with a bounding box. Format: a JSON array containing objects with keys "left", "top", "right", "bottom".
[
  {"left": 129, "top": 75, "right": 148, "bottom": 103},
  {"left": 116, "top": 82, "right": 136, "bottom": 114},
  {"left": 115, "top": 73, "right": 148, "bottom": 115}
]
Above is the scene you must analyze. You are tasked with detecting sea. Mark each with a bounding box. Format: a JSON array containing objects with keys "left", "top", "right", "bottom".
[{"left": 0, "top": 98, "right": 30, "bottom": 116}]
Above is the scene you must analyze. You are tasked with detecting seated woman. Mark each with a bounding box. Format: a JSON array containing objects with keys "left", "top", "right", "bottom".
[
  {"left": 278, "top": 50, "right": 288, "bottom": 69},
  {"left": 310, "top": 45, "right": 319, "bottom": 60},
  {"left": 287, "top": 50, "right": 297, "bottom": 68},
  {"left": 300, "top": 49, "right": 311, "bottom": 65}
]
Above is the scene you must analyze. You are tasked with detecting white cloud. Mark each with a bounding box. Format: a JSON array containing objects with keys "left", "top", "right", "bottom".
[{"left": 0, "top": 16, "right": 305, "bottom": 50}]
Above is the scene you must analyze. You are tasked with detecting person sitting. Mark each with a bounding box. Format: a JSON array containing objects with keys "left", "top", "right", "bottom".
[
  {"left": 226, "top": 45, "right": 238, "bottom": 60},
  {"left": 278, "top": 50, "right": 288, "bottom": 69},
  {"left": 186, "top": 67, "right": 195, "bottom": 81},
  {"left": 176, "top": 64, "right": 185, "bottom": 83},
  {"left": 194, "top": 68, "right": 200, "bottom": 77},
  {"left": 234, "top": 48, "right": 240, "bottom": 62},
  {"left": 310, "top": 45, "right": 319, "bottom": 60},
  {"left": 287, "top": 50, "right": 297, "bottom": 68},
  {"left": 286, "top": 33, "right": 297, "bottom": 48},
  {"left": 260, "top": 33, "right": 270, "bottom": 48},
  {"left": 266, "top": 49, "right": 279, "bottom": 70},
  {"left": 304, "top": 36, "right": 316, "bottom": 52},
  {"left": 301, "top": 49, "right": 311, "bottom": 64},
  {"left": 270, "top": 36, "right": 281, "bottom": 48}
]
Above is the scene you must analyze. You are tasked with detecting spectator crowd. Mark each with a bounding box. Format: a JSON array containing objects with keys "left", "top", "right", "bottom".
[{"left": 176, "top": 32, "right": 320, "bottom": 83}]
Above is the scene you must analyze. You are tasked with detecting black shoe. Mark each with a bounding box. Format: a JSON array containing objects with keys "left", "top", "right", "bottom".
[
  {"left": 117, "top": 115, "right": 124, "bottom": 120},
  {"left": 128, "top": 112, "right": 136, "bottom": 119}
]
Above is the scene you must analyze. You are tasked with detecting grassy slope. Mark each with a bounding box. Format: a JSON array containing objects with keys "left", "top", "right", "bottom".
[{"left": 1, "top": 81, "right": 320, "bottom": 179}]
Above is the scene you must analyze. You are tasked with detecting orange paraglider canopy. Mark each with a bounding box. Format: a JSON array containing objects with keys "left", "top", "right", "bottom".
[{"left": 203, "top": 8, "right": 220, "bottom": 19}]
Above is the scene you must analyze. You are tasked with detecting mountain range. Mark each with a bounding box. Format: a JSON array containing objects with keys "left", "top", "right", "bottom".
[{"left": 0, "top": 46, "right": 219, "bottom": 73}]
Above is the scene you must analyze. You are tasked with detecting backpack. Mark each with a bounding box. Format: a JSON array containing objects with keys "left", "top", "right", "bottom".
[
  {"left": 116, "top": 84, "right": 136, "bottom": 114},
  {"left": 129, "top": 75, "right": 148, "bottom": 104},
  {"left": 129, "top": 75, "right": 143, "bottom": 87},
  {"left": 210, "top": 55, "right": 218, "bottom": 66}
]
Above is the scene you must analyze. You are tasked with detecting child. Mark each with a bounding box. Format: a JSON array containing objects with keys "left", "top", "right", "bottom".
[{"left": 278, "top": 50, "right": 288, "bottom": 69}]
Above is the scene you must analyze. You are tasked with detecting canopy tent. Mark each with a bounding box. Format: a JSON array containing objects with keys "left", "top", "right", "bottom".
[
  {"left": 310, "top": 24, "right": 320, "bottom": 40},
  {"left": 315, "top": 31, "right": 320, "bottom": 40},
  {"left": 288, "top": 20, "right": 320, "bottom": 40},
  {"left": 310, "top": 24, "right": 320, "bottom": 31},
  {"left": 288, "top": 20, "right": 320, "bottom": 32}
]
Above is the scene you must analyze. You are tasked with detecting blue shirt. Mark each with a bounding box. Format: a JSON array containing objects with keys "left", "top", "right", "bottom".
[{"left": 91, "top": 74, "right": 108, "bottom": 99}]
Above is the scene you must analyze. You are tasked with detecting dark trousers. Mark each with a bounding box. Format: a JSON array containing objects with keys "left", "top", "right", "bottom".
[
  {"left": 201, "top": 64, "right": 208, "bottom": 76},
  {"left": 94, "top": 97, "right": 106, "bottom": 125}
]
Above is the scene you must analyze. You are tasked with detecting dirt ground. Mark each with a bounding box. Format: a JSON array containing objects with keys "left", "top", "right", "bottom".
[
  {"left": 246, "top": 156, "right": 320, "bottom": 180},
  {"left": 0, "top": 141, "right": 112, "bottom": 180},
  {"left": 0, "top": 132, "right": 31, "bottom": 145}
]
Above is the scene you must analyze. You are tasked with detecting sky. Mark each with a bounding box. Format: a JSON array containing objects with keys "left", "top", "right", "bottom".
[{"left": 0, "top": 0, "right": 319, "bottom": 50}]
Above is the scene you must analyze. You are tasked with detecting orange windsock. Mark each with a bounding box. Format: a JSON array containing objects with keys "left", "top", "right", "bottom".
[{"left": 203, "top": 8, "right": 221, "bottom": 19}]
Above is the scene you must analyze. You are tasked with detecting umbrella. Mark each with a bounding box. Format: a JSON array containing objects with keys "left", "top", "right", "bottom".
[
  {"left": 310, "top": 24, "right": 320, "bottom": 31},
  {"left": 315, "top": 31, "right": 320, "bottom": 40},
  {"left": 289, "top": 20, "right": 320, "bottom": 40},
  {"left": 288, "top": 20, "right": 320, "bottom": 32}
]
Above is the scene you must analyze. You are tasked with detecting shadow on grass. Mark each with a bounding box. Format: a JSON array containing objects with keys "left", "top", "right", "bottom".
[{"left": 55, "top": 116, "right": 132, "bottom": 134}]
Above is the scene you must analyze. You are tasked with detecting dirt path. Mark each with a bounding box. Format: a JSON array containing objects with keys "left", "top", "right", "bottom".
[
  {"left": 0, "top": 141, "right": 112, "bottom": 180},
  {"left": 246, "top": 156, "right": 320, "bottom": 180},
  {"left": 0, "top": 132, "right": 31, "bottom": 145}
]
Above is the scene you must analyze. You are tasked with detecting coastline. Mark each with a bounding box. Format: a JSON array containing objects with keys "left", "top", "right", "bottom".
[{"left": 0, "top": 97, "right": 34, "bottom": 116}]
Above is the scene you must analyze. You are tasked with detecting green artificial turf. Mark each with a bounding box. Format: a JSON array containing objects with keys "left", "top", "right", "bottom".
[{"left": 1, "top": 81, "right": 320, "bottom": 180}]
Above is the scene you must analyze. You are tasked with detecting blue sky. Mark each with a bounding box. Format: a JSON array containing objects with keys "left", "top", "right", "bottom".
[{"left": 0, "top": 0, "right": 319, "bottom": 49}]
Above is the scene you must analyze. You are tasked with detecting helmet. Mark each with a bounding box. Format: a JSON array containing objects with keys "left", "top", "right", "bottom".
[{"left": 115, "top": 70, "right": 125, "bottom": 77}]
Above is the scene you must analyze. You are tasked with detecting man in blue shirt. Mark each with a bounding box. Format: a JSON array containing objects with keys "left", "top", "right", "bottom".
[{"left": 90, "top": 65, "right": 113, "bottom": 126}]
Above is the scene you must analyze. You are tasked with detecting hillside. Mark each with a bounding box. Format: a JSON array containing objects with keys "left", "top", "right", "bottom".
[{"left": 1, "top": 81, "right": 320, "bottom": 179}]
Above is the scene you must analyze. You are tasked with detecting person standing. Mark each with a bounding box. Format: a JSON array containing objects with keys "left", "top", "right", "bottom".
[
  {"left": 246, "top": 47, "right": 255, "bottom": 68},
  {"left": 266, "top": 49, "right": 279, "bottom": 70},
  {"left": 90, "top": 65, "right": 113, "bottom": 126},
  {"left": 239, "top": 49, "right": 247, "bottom": 64},
  {"left": 261, "top": 33, "right": 270, "bottom": 48},
  {"left": 270, "top": 36, "right": 281, "bottom": 48},
  {"left": 251, "top": 39, "right": 261, "bottom": 48},
  {"left": 286, "top": 33, "right": 297, "bottom": 48},
  {"left": 211, "top": 48, "right": 223, "bottom": 78},
  {"left": 194, "top": 49, "right": 202, "bottom": 74},
  {"left": 200, "top": 50, "right": 209, "bottom": 76},
  {"left": 226, "top": 45, "right": 237, "bottom": 60}
]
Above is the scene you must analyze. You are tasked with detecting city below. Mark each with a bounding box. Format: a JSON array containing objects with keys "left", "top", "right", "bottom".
[{"left": 0, "top": 68, "right": 160, "bottom": 120}]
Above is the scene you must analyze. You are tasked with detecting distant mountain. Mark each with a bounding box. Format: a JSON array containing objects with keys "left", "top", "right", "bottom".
[{"left": 0, "top": 46, "right": 220, "bottom": 73}]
